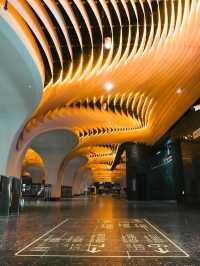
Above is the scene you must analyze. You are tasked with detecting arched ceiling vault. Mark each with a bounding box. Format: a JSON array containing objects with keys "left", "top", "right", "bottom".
[
  {"left": 22, "top": 148, "right": 45, "bottom": 171},
  {"left": 59, "top": 144, "right": 124, "bottom": 184},
  {"left": 1, "top": 1, "right": 200, "bottom": 182},
  {"left": 22, "top": 148, "right": 47, "bottom": 183}
]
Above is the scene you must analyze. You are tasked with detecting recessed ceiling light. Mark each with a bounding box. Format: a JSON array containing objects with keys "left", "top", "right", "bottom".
[
  {"left": 104, "top": 82, "right": 113, "bottom": 91},
  {"left": 104, "top": 37, "right": 112, "bottom": 50},
  {"left": 176, "top": 88, "right": 182, "bottom": 94}
]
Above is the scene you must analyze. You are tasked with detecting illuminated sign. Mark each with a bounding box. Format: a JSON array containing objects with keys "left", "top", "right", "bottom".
[
  {"left": 193, "top": 104, "right": 200, "bottom": 112},
  {"left": 193, "top": 128, "right": 200, "bottom": 139}
]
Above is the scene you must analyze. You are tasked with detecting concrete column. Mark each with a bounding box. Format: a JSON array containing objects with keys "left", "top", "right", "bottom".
[
  {"left": 31, "top": 130, "right": 78, "bottom": 199},
  {"left": 0, "top": 18, "right": 42, "bottom": 217},
  {"left": 73, "top": 167, "right": 92, "bottom": 196},
  {"left": 62, "top": 157, "right": 87, "bottom": 196},
  {"left": 25, "top": 166, "right": 46, "bottom": 184}
]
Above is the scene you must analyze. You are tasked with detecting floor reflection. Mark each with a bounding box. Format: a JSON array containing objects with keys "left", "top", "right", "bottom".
[{"left": 0, "top": 195, "right": 199, "bottom": 265}]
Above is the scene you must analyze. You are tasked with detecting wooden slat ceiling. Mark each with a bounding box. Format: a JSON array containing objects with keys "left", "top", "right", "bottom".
[
  {"left": 59, "top": 144, "right": 124, "bottom": 182},
  {"left": 1, "top": 0, "right": 200, "bottom": 176}
]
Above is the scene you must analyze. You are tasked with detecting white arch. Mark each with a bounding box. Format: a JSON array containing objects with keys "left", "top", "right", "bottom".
[{"left": 0, "top": 18, "right": 43, "bottom": 176}]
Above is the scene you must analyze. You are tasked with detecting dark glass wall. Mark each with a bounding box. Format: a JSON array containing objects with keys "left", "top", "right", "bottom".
[
  {"left": 149, "top": 141, "right": 176, "bottom": 200},
  {"left": 181, "top": 142, "right": 200, "bottom": 203},
  {"left": 125, "top": 140, "right": 184, "bottom": 201}
]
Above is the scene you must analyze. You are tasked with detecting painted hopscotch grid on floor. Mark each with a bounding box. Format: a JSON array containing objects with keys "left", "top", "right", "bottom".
[{"left": 15, "top": 218, "right": 189, "bottom": 258}]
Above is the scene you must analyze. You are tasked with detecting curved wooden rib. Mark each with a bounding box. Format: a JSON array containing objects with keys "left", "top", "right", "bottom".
[{"left": 1, "top": 1, "right": 200, "bottom": 179}]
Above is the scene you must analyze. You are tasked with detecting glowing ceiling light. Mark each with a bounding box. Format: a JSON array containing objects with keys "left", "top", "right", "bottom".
[
  {"left": 176, "top": 88, "right": 182, "bottom": 94},
  {"left": 104, "top": 82, "right": 113, "bottom": 91},
  {"left": 104, "top": 37, "right": 112, "bottom": 50}
]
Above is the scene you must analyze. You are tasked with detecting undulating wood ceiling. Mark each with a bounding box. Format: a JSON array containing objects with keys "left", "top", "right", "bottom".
[{"left": 0, "top": 0, "right": 200, "bottom": 180}]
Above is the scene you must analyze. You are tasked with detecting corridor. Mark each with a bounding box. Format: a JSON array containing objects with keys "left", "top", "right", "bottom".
[
  {"left": 0, "top": 1, "right": 200, "bottom": 265},
  {"left": 0, "top": 196, "right": 200, "bottom": 265}
]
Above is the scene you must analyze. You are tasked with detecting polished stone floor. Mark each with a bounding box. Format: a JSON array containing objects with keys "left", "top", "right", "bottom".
[{"left": 0, "top": 195, "right": 200, "bottom": 265}]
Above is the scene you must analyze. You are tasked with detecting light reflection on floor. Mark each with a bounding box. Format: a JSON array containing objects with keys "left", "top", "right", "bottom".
[{"left": 0, "top": 195, "right": 200, "bottom": 265}]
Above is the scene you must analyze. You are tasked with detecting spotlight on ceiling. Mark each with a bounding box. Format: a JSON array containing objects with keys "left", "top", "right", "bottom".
[
  {"left": 176, "top": 88, "right": 183, "bottom": 94},
  {"left": 104, "top": 37, "right": 112, "bottom": 50},
  {"left": 104, "top": 82, "right": 113, "bottom": 91}
]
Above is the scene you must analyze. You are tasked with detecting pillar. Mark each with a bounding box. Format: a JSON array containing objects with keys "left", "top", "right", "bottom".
[
  {"left": 61, "top": 156, "right": 87, "bottom": 196},
  {"left": 125, "top": 143, "right": 150, "bottom": 201},
  {"left": 0, "top": 16, "right": 42, "bottom": 217},
  {"left": 31, "top": 130, "right": 78, "bottom": 199}
]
